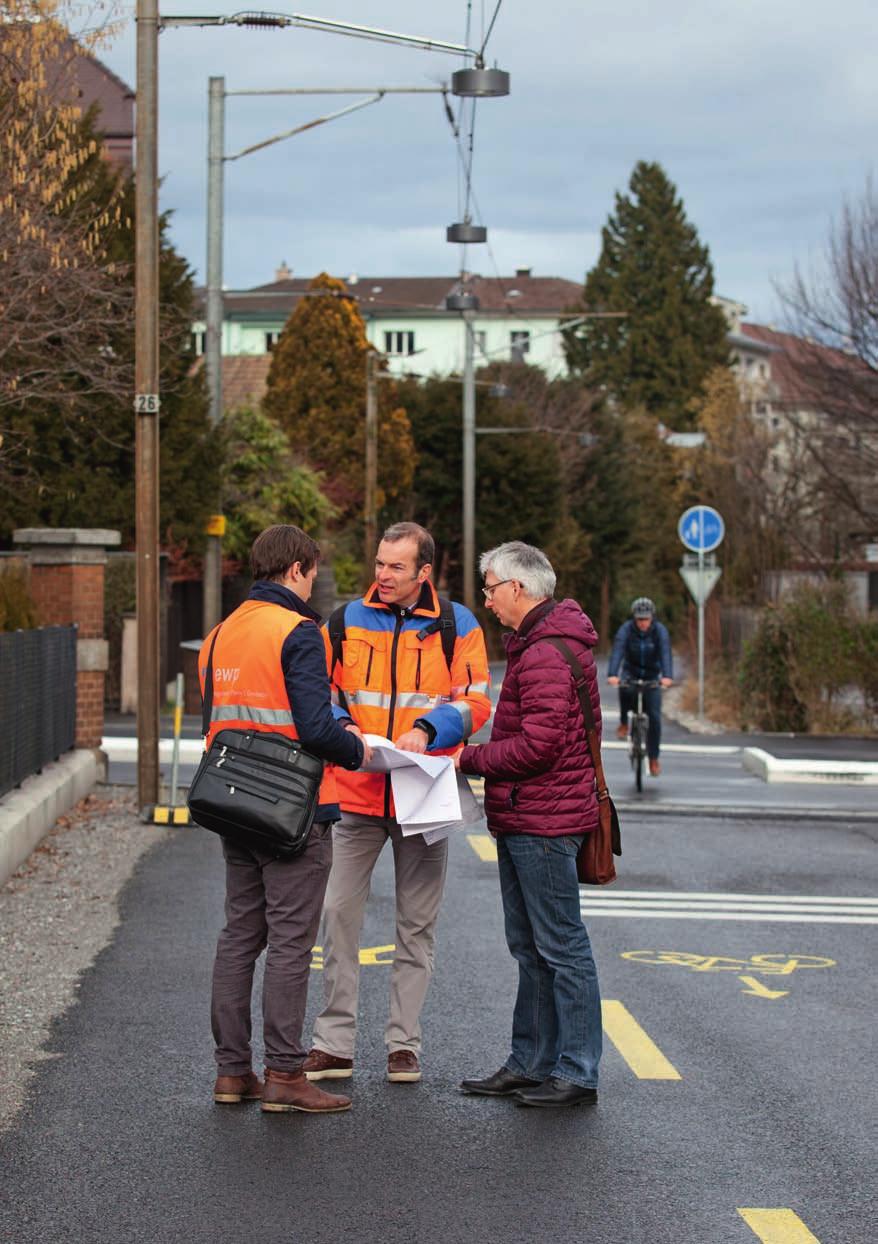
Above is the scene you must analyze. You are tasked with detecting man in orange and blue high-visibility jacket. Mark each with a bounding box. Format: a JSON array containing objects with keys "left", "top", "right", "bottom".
[{"left": 304, "top": 522, "right": 491, "bottom": 1086}]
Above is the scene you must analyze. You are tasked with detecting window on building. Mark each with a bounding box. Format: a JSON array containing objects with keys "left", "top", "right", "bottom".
[
  {"left": 384, "top": 330, "right": 415, "bottom": 356},
  {"left": 265, "top": 331, "right": 281, "bottom": 352},
  {"left": 474, "top": 330, "right": 487, "bottom": 357},
  {"left": 191, "top": 330, "right": 206, "bottom": 356},
  {"left": 510, "top": 330, "right": 530, "bottom": 361}
]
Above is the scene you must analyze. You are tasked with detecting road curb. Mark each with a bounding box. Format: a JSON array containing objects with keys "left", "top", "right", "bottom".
[
  {"left": 615, "top": 800, "right": 878, "bottom": 823},
  {"left": 742, "top": 746, "right": 878, "bottom": 785},
  {"left": 0, "top": 750, "right": 103, "bottom": 886}
]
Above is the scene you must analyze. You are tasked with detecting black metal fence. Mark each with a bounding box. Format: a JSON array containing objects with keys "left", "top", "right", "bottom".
[{"left": 0, "top": 625, "right": 77, "bottom": 800}]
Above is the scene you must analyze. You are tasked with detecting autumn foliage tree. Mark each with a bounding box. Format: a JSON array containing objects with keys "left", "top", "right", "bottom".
[{"left": 263, "top": 273, "right": 415, "bottom": 526}]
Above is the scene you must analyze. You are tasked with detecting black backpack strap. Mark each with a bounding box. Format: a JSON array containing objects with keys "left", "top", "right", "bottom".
[
  {"left": 327, "top": 603, "right": 349, "bottom": 713},
  {"left": 200, "top": 625, "right": 223, "bottom": 738},
  {"left": 415, "top": 596, "right": 457, "bottom": 676}
]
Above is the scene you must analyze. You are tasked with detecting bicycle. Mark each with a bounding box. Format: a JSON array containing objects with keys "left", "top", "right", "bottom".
[{"left": 619, "top": 679, "right": 661, "bottom": 792}]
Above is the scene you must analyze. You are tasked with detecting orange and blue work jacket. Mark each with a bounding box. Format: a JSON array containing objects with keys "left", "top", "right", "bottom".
[
  {"left": 199, "top": 581, "right": 363, "bottom": 821},
  {"left": 326, "top": 580, "right": 491, "bottom": 819}
]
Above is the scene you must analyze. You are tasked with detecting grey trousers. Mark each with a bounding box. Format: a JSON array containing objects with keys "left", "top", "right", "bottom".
[
  {"left": 311, "top": 813, "right": 449, "bottom": 1058},
  {"left": 211, "top": 821, "right": 332, "bottom": 1076}
]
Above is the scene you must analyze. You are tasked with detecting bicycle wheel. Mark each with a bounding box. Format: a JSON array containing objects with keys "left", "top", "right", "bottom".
[{"left": 631, "top": 721, "right": 644, "bottom": 792}]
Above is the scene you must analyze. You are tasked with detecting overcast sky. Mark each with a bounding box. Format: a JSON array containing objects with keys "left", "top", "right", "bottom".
[{"left": 100, "top": 1, "right": 878, "bottom": 323}]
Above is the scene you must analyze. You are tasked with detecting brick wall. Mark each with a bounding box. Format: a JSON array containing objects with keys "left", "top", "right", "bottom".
[{"left": 13, "top": 529, "right": 120, "bottom": 752}]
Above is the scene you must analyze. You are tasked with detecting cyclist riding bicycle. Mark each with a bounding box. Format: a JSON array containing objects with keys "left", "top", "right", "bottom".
[{"left": 607, "top": 597, "right": 673, "bottom": 776}]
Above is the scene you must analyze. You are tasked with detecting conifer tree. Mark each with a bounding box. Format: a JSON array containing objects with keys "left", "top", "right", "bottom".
[
  {"left": 565, "top": 161, "right": 729, "bottom": 429},
  {"left": 263, "top": 273, "right": 415, "bottom": 524}
]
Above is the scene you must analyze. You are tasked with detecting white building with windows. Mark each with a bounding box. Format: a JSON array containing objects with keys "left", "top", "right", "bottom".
[{"left": 191, "top": 267, "right": 584, "bottom": 394}]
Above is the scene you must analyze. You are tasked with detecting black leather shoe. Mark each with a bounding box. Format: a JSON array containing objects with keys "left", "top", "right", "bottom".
[
  {"left": 460, "top": 1067, "right": 542, "bottom": 1096},
  {"left": 514, "top": 1076, "right": 598, "bottom": 1108}
]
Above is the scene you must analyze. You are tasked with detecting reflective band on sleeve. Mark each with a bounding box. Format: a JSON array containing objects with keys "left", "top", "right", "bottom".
[
  {"left": 210, "top": 705, "right": 295, "bottom": 726},
  {"left": 454, "top": 681, "right": 489, "bottom": 695},
  {"left": 448, "top": 700, "right": 474, "bottom": 735}
]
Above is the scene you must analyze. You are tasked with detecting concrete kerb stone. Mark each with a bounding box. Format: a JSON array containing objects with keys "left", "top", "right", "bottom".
[
  {"left": 742, "top": 746, "right": 878, "bottom": 786},
  {"left": 0, "top": 750, "right": 102, "bottom": 886}
]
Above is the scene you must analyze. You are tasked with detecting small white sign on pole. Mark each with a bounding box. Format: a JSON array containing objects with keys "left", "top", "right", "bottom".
[{"left": 679, "top": 564, "right": 722, "bottom": 606}]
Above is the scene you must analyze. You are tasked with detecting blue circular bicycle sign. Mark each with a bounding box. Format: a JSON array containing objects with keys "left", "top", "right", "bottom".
[{"left": 678, "top": 505, "right": 725, "bottom": 553}]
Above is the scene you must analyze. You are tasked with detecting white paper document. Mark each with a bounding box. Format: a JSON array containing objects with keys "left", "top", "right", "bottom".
[{"left": 361, "top": 735, "right": 484, "bottom": 843}]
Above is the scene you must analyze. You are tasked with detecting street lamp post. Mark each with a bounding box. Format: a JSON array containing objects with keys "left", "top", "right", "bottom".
[{"left": 135, "top": 7, "right": 509, "bottom": 805}]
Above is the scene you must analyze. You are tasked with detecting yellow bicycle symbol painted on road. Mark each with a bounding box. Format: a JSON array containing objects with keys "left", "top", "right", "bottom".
[
  {"left": 622, "top": 951, "right": 835, "bottom": 974},
  {"left": 621, "top": 950, "right": 836, "bottom": 999}
]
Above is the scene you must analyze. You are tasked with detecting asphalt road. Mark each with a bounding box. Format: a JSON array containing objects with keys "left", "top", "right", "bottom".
[{"left": 1, "top": 805, "right": 875, "bottom": 1244}]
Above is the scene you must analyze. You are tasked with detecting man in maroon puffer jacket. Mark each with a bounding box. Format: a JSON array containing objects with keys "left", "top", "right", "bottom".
[{"left": 455, "top": 541, "right": 603, "bottom": 1108}]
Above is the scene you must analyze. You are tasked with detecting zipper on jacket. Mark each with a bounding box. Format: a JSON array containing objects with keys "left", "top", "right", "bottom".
[
  {"left": 465, "top": 661, "right": 472, "bottom": 695},
  {"left": 415, "top": 649, "right": 422, "bottom": 691},
  {"left": 365, "top": 646, "right": 374, "bottom": 686},
  {"left": 384, "top": 610, "right": 406, "bottom": 818}
]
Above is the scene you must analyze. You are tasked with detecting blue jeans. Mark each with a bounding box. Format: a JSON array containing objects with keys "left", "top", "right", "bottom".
[
  {"left": 497, "top": 833, "right": 602, "bottom": 1089},
  {"left": 619, "top": 685, "right": 662, "bottom": 760}
]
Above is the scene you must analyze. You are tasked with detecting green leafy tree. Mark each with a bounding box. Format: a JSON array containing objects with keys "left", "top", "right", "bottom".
[
  {"left": 0, "top": 111, "right": 219, "bottom": 552},
  {"left": 263, "top": 273, "right": 415, "bottom": 524},
  {"left": 399, "top": 373, "right": 563, "bottom": 596},
  {"left": 221, "top": 405, "right": 335, "bottom": 562},
  {"left": 565, "top": 160, "right": 729, "bottom": 430}
]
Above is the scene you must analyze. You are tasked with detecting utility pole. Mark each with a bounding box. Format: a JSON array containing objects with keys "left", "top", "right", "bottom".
[
  {"left": 364, "top": 350, "right": 378, "bottom": 581},
  {"left": 134, "top": 0, "right": 160, "bottom": 807},
  {"left": 203, "top": 75, "right": 225, "bottom": 635},
  {"left": 461, "top": 312, "right": 477, "bottom": 612}
]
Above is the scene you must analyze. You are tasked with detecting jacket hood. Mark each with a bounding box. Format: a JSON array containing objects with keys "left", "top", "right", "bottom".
[{"left": 521, "top": 597, "right": 599, "bottom": 650}]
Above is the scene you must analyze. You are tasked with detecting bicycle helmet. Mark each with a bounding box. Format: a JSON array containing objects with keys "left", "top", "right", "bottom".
[{"left": 631, "top": 596, "right": 656, "bottom": 619}]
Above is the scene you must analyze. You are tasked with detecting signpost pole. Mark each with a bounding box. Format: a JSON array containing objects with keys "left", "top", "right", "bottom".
[{"left": 697, "top": 545, "right": 705, "bottom": 721}]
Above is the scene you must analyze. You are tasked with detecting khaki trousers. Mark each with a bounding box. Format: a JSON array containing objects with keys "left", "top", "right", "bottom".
[{"left": 311, "top": 812, "right": 449, "bottom": 1058}]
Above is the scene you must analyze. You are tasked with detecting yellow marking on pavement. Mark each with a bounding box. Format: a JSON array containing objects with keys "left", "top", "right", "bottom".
[
  {"left": 738, "top": 1208, "right": 821, "bottom": 1242},
  {"left": 467, "top": 833, "right": 497, "bottom": 861},
  {"left": 310, "top": 944, "right": 396, "bottom": 971},
  {"left": 738, "top": 975, "right": 788, "bottom": 999},
  {"left": 601, "top": 1000, "right": 681, "bottom": 1080}
]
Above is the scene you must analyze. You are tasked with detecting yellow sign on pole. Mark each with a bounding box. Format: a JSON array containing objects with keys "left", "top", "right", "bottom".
[{"left": 205, "top": 514, "right": 226, "bottom": 537}]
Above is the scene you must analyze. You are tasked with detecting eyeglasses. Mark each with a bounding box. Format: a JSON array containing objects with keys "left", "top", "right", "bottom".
[{"left": 482, "top": 578, "right": 515, "bottom": 600}]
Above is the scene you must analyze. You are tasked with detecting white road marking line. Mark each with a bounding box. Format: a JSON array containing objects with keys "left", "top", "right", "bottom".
[
  {"left": 579, "top": 907, "right": 878, "bottom": 924},
  {"left": 586, "top": 889, "right": 878, "bottom": 905}
]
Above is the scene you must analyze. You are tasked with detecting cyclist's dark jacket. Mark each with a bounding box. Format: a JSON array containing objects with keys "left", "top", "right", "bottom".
[
  {"left": 458, "top": 597, "right": 601, "bottom": 837},
  {"left": 608, "top": 618, "right": 673, "bottom": 682}
]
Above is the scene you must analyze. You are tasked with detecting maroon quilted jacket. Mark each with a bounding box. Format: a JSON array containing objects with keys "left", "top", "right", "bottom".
[{"left": 459, "top": 597, "right": 601, "bottom": 837}]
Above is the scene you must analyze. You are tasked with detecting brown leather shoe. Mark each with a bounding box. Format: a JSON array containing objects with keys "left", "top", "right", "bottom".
[
  {"left": 616, "top": 723, "right": 628, "bottom": 740},
  {"left": 261, "top": 1068, "right": 352, "bottom": 1113},
  {"left": 303, "top": 1047, "right": 354, "bottom": 1081},
  {"left": 387, "top": 1050, "right": 421, "bottom": 1083},
  {"left": 649, "top": 758, "right": 661, "bottom": 777},
  {"left": 213, "top": 1071, "right": 262, "bottom": 1104}
]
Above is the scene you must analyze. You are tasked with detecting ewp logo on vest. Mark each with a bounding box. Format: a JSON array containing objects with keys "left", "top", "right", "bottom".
[{"left": 214, "top": 667, "right": 240, "bottom": 683}]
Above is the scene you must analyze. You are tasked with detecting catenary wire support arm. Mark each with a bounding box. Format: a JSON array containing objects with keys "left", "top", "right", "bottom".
[
  {"left": 161, "top": 11, "right": 484, "bottom": 61},
  {"left": 226, "top": 93, "right": 385, "bottom": 160}
]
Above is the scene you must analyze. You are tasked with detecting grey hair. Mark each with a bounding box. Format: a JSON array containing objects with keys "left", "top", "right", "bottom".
[{"left": 479, "top": 541, "right": 556, "bottom": 600}]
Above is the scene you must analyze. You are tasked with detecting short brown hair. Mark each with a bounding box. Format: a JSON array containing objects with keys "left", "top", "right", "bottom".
[
  {"left": 380, "top": 521, "right": 434, "bottom": 570},
  {"left": 250, "top": 525, "right": 320, "bottom": 581}
]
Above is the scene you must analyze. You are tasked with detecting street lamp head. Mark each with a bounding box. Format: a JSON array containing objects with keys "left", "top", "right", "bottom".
[
  {"left": 451, "top": 67, "right": 510, "bottom": 97},
  {"left": 446, "top": 290, "right": 480, "bottom": 312},
  {"left": 447, "top": 221, "right": 487, "bottom": 244}
]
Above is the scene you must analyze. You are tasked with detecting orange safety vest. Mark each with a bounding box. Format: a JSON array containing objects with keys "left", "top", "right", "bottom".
[
  {"left": 325, "top": 582, "right": 491, "bottom": 818},
  {"left": 199, "top": 599, "right": 338, "bottom": 808}
]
